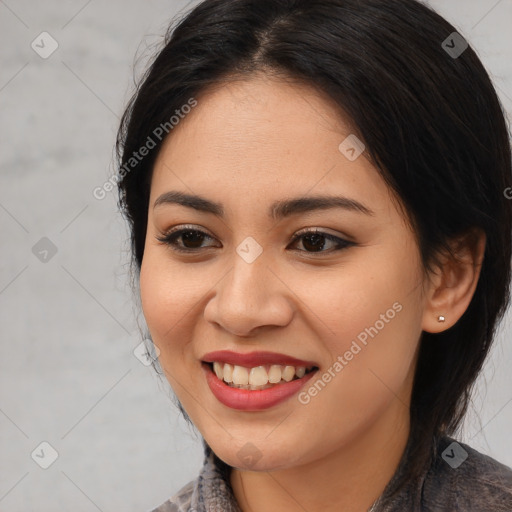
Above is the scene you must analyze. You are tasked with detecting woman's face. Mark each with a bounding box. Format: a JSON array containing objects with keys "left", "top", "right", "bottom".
[{"left": 140, "top": 73, "right": 429, "bottom": 470}]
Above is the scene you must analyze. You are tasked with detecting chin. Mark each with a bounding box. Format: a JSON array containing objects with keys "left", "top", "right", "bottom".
[{"left": 207, "top": 436, "right": 306, "bottom": 472}]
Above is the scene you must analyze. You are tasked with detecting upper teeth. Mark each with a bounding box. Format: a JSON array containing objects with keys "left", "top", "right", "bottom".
[{"left": 212, "top": 362, "right": 311, "bottom": 386}]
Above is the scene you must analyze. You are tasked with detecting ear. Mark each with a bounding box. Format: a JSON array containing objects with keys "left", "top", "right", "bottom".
[{"left": 421, "top": 228, "right": 486, "bottom": 333}]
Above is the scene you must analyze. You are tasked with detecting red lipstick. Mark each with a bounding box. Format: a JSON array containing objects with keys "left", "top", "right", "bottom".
[
  {"left": 201, "top": 350, "right": 319, "bottom": 411},
  {"left": 201, "top": 350, "right": 318, "bottom": 368}
]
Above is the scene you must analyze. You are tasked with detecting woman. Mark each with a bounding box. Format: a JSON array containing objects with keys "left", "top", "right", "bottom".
[{"left": 115, "top": 0, "right": 512, "bottom": 510}]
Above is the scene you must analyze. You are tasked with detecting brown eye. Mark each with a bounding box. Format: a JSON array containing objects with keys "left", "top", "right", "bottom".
[
  {"left": 156, "top": 226, "right": 354, "bottom": 255},
  {"left": 156, "top": 227, "right": 217, "bottom": 252},
  {"left": 288, "top": 229, "right": 354, "bottom": 254}
]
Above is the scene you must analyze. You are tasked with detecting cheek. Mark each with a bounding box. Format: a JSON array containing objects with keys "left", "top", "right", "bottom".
[
  {"left": 139, "top": 252, "right": 191, "bottom": 351},
  {"left": 293, "top": 248, "right": 423, "bottom": 399},
  {"left": 291, "top": 255, "right": 420, "bottom": 352},
  {"left": 140, "top": 255, "right": 166, "bottom": 336},
  {"left": 139, "top": 248, "right": 214, "bottom": 372}
]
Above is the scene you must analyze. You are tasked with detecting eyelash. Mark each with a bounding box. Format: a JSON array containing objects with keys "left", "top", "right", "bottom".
[{"left": 156, "top": 225, "right": 355, "bottom": 255}]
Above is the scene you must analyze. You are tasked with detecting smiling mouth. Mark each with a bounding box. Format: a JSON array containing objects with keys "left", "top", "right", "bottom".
[{"left": 204, "top": 361, "right": 319, "bottom": 391}]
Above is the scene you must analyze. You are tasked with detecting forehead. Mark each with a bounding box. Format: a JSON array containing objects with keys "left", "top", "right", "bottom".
[{"left": 150, "top": 74, "right": 391, "bottom": 218}]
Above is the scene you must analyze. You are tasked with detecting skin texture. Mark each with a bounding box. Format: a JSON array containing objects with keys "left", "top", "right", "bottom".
[{"left": 139, "top": 73, "right": 485, "bottom": 512}]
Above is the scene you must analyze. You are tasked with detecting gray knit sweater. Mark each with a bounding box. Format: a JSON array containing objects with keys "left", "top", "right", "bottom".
[{"left": 148, "top": 436, "right": 512, "bottom": 511}]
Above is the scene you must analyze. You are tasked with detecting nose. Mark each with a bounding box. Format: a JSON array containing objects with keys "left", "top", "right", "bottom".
[{"left": 203, "top": 251, "right": 294, "bottom": 337}]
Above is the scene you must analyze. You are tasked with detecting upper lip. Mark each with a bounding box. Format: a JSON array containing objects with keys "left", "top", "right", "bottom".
[{"left": 201, "top": 350, "right": 318, "bottom": 368}]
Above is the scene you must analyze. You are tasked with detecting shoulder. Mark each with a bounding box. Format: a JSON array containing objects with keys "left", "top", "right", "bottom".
[
  {"left": 146, "top": 478, "right": 196, "bottom": 512},
  {"left": 145, "top": 447, "right": 240, "bottom": 512},
  {"left": 422, "top": 436, "right": 512, "bottom": 511}
]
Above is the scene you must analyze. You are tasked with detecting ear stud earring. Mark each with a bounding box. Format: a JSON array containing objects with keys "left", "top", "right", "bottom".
[{"left": 438, "top": 315, "right": 445, "bottom": 322}]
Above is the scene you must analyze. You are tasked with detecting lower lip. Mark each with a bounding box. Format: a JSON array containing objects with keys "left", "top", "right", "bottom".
[{"left": 202, "top": 362, "right": 318, "bottom": 411}]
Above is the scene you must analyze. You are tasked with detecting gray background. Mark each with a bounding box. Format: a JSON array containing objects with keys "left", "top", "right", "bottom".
[{"left": 0, "top": 1, "right": 511, "bottom": 510}]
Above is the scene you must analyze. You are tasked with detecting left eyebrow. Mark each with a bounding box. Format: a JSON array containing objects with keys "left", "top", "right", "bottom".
[
  {"left": 153, "top": 190, "right": 375, "bottom": 219},
  {"left": 270, "top": 195, "right": 375, "bottom": 219}
]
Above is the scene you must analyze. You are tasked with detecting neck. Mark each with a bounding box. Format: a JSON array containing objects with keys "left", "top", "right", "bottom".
[{"left": 230, "top": 401, "right": 410, "bottom": 512}]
